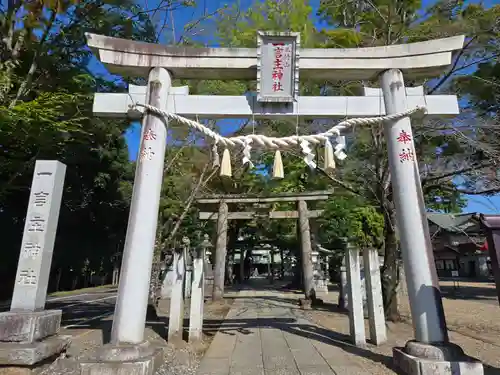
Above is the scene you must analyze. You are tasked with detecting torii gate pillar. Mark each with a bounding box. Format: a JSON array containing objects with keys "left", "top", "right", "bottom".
[
  {"left": 80, "top": 68, "right": 169, "bottom": 374},
  {"left": 381, "top": 69, "right": 483, "bottom": 374}
]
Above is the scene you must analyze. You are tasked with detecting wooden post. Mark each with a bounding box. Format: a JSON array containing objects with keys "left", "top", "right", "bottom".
[
  {"left": 213, "top": 201, "right": 228, "bottom": 301},
  {"left": 298, "top": 200, "right": 315, "bottom": 300}
]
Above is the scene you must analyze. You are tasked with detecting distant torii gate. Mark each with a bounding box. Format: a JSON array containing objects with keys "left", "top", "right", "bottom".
[{"left": 197, "top": 190, "right": 332, "bottom": 302}]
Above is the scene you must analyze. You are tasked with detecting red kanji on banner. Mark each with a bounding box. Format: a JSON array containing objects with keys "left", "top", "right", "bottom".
[
  {"left": 273, "top": 82, "right": 283, "bottom": 92},
  {"left": 271, "top": 42, "right": 286, "bottom": 92},
  {"left": 272, "top": 71, "right": 283, "bottom": 80},
  {"left": 143, "top": 129, "right": 157, "bottom": 141},
  {"left": 396, "top": 130, "right": 412, "bottom": 144},
  {"left": 399, "top": 148, "right": 414, "bottom": 163}
]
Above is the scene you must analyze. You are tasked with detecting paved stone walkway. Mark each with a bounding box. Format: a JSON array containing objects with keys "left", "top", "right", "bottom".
[{"left": 197, "top": 288, "right": 367, "bottom": 375}]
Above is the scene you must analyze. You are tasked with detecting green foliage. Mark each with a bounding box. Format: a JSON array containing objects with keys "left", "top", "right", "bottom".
[
  {"left": 318, "top": 196, "right": 384, "bottom": 250},
  {"left": 0, "top": 0, "right": 155, "bottom": 298}
]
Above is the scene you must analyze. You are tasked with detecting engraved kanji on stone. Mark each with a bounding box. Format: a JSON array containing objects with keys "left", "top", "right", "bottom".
[
  {"left": 33, "top": 191, "right": 49, "bottom": 206},
  {"left": 397, "top": 130, "right": 412, "bottom": 144},
  {"left": 399, "top": 148, "right": 414, "bottom": 163},
  {"left": 143, "top": 129, "right": 157, "bottom": 141},
  {"left": 140, "top": 146, "right": 155, "bottom": 162},
  {"left": 18, "top": 269, "right": 37, "bottom": 285},
  {"left": 22, "top": 242, "right": 42, "bottom": 259},
  {"left": 37, "top": 171, "right": 53, "bottom": 176},
  {"left": 27, "top": 215, "right": 45, "bottom": 232}
]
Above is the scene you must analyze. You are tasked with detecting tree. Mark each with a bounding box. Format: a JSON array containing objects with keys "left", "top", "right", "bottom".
[
  {"left": 0, "top": 0, "right": 156, "bottom": 296},
  {"left": 314, "top": 0, "right": 500, "bottom": 320}
]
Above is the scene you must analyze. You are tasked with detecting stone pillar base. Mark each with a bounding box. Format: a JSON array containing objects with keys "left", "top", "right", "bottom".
[
  {"left": 0, "top": 310, "right": 62, "bottom": 343},
  {"left": 393, "top": 341, "right": 483, "bottom": 375},
  {"left": 0, "top": 310, "right": 69, "bottom": 369},
  {"left": 79, "top": 341, "right": 165, "bottom": 375},
  {"left": 0, "top": 334, "right": 70, "bottom": 366}
]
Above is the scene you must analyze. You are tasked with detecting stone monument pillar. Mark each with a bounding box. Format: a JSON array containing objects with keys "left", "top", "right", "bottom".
[
  {"left": 311, "top": 251, "right": 328, "bottom": 297},
  {"left": 168, "top": 238, "right": 187, "bottom": 342},
  {"left": 0, "top": 160, "right": 71, "bottom": 371},
  {"left": 380, "top": 69, "right": 482, "bottom": 373},
  {"left": 160, "top": 251, "right": 175, "bottom": 299},
  {"left": 189, "top": 238, "right": 207, "bottom": 343},
  {"left": 363, "top": 248, "right": 386, "bottom": 345},
  {"left": 345, "top": 245, "right": 366, "bottom": 347}
]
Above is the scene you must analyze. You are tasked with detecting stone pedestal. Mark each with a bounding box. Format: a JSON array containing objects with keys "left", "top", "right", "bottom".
[
  {"left": 79, "top": 341, "right": 164, "bottom": 375},
  {"left": 0, "top": 310, "right": 61, "bottom": 343},
  {"left": 0, "top": 334, "right": 70, "bottom": 366},
  {"left": 393, "top": 341, "right": 483, "bottom": 375},
  {"left": 0, "top": 310, "right": 71, "bottom": 371}
]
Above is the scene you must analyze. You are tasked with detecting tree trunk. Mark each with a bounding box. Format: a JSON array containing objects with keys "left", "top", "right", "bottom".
[
  {"left": 381, "top": 209, "right": 401, "bottom": 321},
  {"left": 55, "top": 269, "right": 62, "bottom": 292}
]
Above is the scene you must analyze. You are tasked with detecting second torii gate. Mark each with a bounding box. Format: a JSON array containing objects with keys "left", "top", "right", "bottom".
[{"left": 197, "top": 190, "right": 332, "bottom": 302}]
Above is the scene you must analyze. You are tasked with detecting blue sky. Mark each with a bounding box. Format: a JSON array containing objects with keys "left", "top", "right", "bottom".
[{"left": 102, "top": 0, "right": 500, "bottom": 214}]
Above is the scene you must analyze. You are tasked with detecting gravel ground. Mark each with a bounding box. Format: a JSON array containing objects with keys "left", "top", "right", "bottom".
[
  {"left": 398, "top": 285, "right": 500, "bottom": 345},
  {"left": 37, "top": 298, "right": 233, "bottom": 375},
  {"left": 296, "top": 289, "right": 500, "bottom": 375}
]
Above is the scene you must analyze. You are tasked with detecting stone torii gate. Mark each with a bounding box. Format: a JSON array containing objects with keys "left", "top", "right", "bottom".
[
  {"left": 197, "top": 190, "right": 332, "bottom": 303},
  {"left": 81, "top": 31, "right": 483, "bottom": 375}
]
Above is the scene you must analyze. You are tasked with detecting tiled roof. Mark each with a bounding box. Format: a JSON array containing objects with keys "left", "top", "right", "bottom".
[{"left": 427, "top": 212, "right": 479, "bottom": 233}]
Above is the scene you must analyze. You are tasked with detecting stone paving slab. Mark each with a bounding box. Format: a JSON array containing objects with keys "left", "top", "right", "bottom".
[{"left": 196, "top": 289, "right": 340, "bottom": 375}]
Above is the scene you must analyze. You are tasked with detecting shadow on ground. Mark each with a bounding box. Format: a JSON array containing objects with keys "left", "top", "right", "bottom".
[
  {"left": 440, "top": 284, "right": 499, "bottom": 303},
  {"left": 203, "top": 316, "right": 395, "bottom": 371}
]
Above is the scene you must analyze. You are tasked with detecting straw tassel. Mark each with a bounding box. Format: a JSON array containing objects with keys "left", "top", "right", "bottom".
[
  {"left": 220, "top": 148, "right": 232, "bottom": 177},
  {"left": 272, "top": 149, "right": 284, "bottom": 179},
  {"left": 323, "top": 139, "right": 336, "bottom": 172}
]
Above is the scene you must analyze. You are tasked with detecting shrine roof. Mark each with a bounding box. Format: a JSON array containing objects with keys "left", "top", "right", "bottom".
[{"left": 427, "top": 213, "right": 480, "bottom": 234}]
